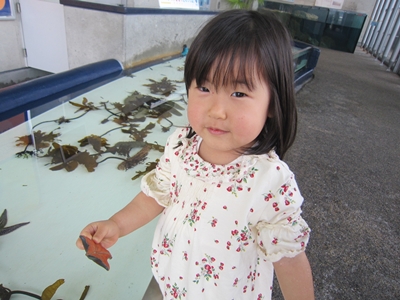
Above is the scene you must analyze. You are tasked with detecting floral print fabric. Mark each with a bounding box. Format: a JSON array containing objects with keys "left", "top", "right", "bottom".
[{"left": 141, "top": 128, "right": 310, "bottom": 300}]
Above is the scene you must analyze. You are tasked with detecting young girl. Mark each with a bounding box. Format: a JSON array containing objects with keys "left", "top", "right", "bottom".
[{"left": 77, "top": 9, "right": 314, "bottom": 300}]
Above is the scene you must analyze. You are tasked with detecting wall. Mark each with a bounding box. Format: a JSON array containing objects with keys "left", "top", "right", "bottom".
[
  {"left": 63, "top": 6, "right": 214, "bottom": 70},
  {"left": 0, "top": 14, "right": 26, "bottom": 72},
  {"left": 124, "top": 14, "right": 211, "bottom": 68},
  {"left": 64, "top": 6, "right": 125, "bottom": 69}
]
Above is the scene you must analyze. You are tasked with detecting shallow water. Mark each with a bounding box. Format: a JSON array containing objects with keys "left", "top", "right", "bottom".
[{"left": 0, "top": 57, "right": 187, "bottom": 299}]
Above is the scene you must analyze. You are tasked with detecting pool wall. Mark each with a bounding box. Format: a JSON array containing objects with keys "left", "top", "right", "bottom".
[
  {"left": 62, "top": 3, "right": 217, "bottom": 70},
  {"left": 0, "top": 1, "right": 216, "bottom": 74}
]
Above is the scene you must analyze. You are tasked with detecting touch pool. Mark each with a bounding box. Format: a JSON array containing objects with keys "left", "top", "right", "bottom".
[{"left": 0, "top": 57, "right": 188, "bottom": 299}]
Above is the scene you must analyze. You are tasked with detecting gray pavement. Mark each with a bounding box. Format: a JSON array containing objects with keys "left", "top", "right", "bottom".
[{"left": 274, "top": 47, "right": 400, "bottom": 299}]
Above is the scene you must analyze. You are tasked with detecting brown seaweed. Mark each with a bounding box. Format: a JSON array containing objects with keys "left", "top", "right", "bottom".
[
  {"left": 78, "top": 135, "right": 109, "bottom": 152},
  {"left": 0, "top": 280, "right": 90, "bottom": 300},
  {"left": 121, "top": 122, "right": 155, "bottom": 142},
  {"left": 131, "top": 159, "right": 159, "bottom": 180},
  {"left": 117, "top": 144, "right": 152, "bottom": 170},
  {"left": 45, "top": 143, "right": 98, "bottom": 172},
  {"left": 0, "top": 209, "right": 30, "bottom": 236},
  {"left": 143, "top": 77, "right": 178, "bottom": 96},
  {"left": 31, "top": 112, "right": 89, "bottom": 130},
  {"left": 16, "top": 129, "right": 60, "bottom": 150},
  {"left": 105, "top": 141, "right": 147, "bottom": 157},
  {"left": 69, "top": 97, "right": 100, "bottom": 113}
]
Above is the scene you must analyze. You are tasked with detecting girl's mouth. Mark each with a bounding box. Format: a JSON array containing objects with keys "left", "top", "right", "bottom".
[{"left": 207, "top": 127, "right": 228, "bottom": 135}]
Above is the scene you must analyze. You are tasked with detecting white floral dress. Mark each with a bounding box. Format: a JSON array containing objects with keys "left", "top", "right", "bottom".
[{"left": 141, "top": 127, "right": 310, "bottom": 300}]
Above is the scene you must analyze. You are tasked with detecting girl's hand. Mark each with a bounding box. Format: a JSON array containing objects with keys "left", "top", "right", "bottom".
[{"left": 76, "top": 219, "right": 120, "bottom": 250}]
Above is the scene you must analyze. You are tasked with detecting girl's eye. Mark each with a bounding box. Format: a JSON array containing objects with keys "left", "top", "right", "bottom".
[
  {"left": 198, "top": 86, "right": 210, "bottom": 92},
  {"left": 232, "top": 92, "right": 247, "bottom": 98}
]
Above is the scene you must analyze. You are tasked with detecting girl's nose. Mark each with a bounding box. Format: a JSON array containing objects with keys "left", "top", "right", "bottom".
[{"left": 208, "top": 95, "right": 227, "bottom": 120}]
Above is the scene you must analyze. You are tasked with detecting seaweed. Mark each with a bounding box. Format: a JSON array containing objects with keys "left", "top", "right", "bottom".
[
  {"left": 143, "top": 77, "right": 179, "bottom": 96},
  {"left": 15, "top": 129, "right": 60, "bottom": 157},
  {"left": 78, "top": 135, "right": 109, "bottom": 153},
  {"left": 69, "top": 97, "right": 100, "bottom": 113},
  {"left": 44, "top": 143, "right": 98, "bottom": 172},
  {"left": 12, "top": 68, "right": 187, "bottom": 180},
  {"left": 131, "top": 159, "right": 159, "bottom": 180},
  {"left": 105, "top": 141, "right": 147, "bottom": 157},
  {"left": 121, "top": 122, "right": 155, "bottom": 142},
  {"left": 0, "top": 280, "right": 90, "bottom": 300},
  {"left": 31, "top": 112, "right": 88, "bottom": 130},
  {"left": 117, "top": 144, "right": 152, "bottom": 171},
  {"left": 0, "top": 209, "right": 30, "bottom": 236}
]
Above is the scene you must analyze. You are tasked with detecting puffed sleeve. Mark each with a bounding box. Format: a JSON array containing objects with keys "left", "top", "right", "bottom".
[
  {"left": 141, "top": 129, "right": 181, "bottom": 207},
  {"left": 256, "top": 173, "right": 310, "bottom": 263}
]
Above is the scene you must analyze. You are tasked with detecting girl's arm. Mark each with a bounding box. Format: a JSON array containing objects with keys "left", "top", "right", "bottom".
[
  {"left": 109, "top": 191, "right": 164, "bottom": 237},
  {"left": 273, "top": 252, "right": 315, "bottom": 300},
  {"left": 77, "top": 191, "right": 164, "bottom": 249}
]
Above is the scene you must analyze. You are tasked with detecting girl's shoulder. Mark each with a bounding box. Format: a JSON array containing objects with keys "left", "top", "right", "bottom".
[
  {"left": 251, "top": 150, "right": 295, "bottom": 185},
  {"left": 165, "top": 127, "right": 192, "bottom": 147}
]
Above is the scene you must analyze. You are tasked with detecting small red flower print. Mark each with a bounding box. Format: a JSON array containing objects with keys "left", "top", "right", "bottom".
[
  {"left": 227, "top": 186, "right": 233, "bottom": 192},
  {"left": 223, "top": 205, "right": 227, "bottom": 210},
  {"left": 285, "top": 200, "right": 290, "bottom": 206},
  {"left": 280, "top": 184, "right": 289, "bottom": 194},
  {"left": 233, "top": 278, "right": 239, "bottom": 287},
  {"left": 165, "top": 158, "right": 170, "bottom": 162},
  {"left": 217, "top": 183, "right": 221, "bottom": 188},
  {"left": 183, "top": 251, "right": 188, "bottom": 261},
  {"left": 272, "top": 202, "right": 278, "bottom": 208},
  {"left": 272, "top": 237, "right": 278, "bottom": 245},
  {"left": 193, "top": 254, "right": 220, "bottom": 285},
  {"left": 263, "top": 192, "right": 274, "bottom": 201},
  {"left": 276, "top": 166, "right": 280, "bottom": 170},
  {"left": 210, "top": 217, "right": 218, "bottom": 227},
  {"left": 250, "top": 208, "right": 254, "bottom": 213},
  {"left": 174, "top": 151, "right": 179, "bottom": 156},
  {"left": 167, "top": 283, "right": 187, "bottom": 299}
]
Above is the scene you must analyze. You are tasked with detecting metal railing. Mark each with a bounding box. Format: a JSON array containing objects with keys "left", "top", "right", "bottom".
[{"left": 362, "top": 0, "right": 400, "bottom": 75}]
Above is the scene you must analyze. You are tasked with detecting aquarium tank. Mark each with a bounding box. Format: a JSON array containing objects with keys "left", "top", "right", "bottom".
[{"left": 261, "top": 1, "right": 367, "bottom": 53}]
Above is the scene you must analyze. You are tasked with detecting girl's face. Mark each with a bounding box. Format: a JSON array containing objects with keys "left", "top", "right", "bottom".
[{"left": 187, "top": 75, "right": 271, "bottom": 165}]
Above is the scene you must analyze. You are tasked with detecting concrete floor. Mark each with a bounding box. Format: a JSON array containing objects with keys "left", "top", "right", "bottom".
[{"left": 274, "top": 47, "right": 400, "bottom": 299}]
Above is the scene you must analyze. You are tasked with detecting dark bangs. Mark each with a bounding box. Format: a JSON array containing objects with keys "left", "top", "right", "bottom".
[
  {"left": 185, "top": 12, "right": 265, "bottom": 92},
  {"left": 184, "top": 10, "right": 296, "bottom": 159}
]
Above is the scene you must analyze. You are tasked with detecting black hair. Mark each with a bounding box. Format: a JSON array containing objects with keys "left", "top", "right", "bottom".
[{"left": 184, "top": 9, "right": 297, "bottom": 159}]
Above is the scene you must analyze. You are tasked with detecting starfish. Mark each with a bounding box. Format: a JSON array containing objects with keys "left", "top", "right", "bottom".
[{"left": 0, "top": 209, "right": 30, "bottom": 236}]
